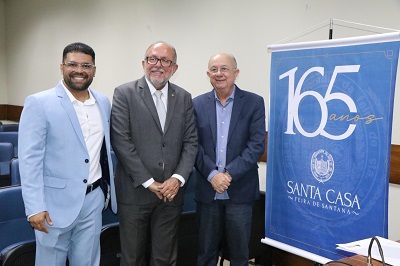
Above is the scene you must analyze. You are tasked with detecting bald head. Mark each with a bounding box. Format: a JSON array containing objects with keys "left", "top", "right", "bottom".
[
  {"left": 208, "top": 53, "right": 237, "bottom": 69},
  {"left": 145, "top": 41, "right": 177, "bottom": 63}
]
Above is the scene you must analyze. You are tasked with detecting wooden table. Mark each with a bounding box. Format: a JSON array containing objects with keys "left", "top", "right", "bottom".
[
  {"left": 326, "top": 254, "right": 387, "bottom": 265},
  {"left": 326, "top": 241, "right": 400, "bottom": 266}
]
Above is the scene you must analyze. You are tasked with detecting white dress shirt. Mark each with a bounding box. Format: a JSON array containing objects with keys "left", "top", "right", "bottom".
[
  {"left": 63, "top": 83, "right": 104, "bottom": 185},
  {"left": 142, "top": 77, "right": 185, "bottom": 188}
]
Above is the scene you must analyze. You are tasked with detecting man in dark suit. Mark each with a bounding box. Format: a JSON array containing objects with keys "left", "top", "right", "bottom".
[
  {"left": 110, "top": 41, "right": 198, "bottom": 266},
  {"left": 193, "top": 53, "right": 265, "bottom": 266}
]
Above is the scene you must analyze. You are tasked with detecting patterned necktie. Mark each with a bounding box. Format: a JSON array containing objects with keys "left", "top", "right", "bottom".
[{"left": 154, "top": 90, "right": 166, "bottom": 131}]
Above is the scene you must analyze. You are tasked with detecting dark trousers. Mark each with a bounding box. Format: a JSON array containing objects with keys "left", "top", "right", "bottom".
[
  {"left": 196, "top": 200, "right": 253, "bottom": 266},
  {"left": 118, "top": 202, "right": 182, "bottom": 266}
]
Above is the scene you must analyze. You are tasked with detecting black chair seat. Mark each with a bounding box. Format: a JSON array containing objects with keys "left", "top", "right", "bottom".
[
  {"left": 0, "top": 240, "right": 36, "bottom": 266},
  {"left": 100, "top": 222, "right": 121, "bottom": 266}
]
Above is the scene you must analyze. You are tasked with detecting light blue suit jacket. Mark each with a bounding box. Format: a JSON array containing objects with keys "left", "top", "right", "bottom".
[{"left": 19, "top": 81, "right": 116, "bottom": 228}]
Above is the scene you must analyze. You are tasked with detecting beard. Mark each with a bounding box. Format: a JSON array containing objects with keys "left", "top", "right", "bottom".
[
  {"left": 63, "top": 73, "right": 93, "bottom": 92},
  {"left": 145, "top": 67, "right": 171, "bottom": 89}
]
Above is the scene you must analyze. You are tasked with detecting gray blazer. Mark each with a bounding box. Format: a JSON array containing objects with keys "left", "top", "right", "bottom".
[{"left": 110, "top": 76, "right": 198, "bottom": 206}]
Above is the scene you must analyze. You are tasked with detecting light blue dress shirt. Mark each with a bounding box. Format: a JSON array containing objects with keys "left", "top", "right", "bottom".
[{"left": 207, "top": 87, "right": 235, "bottom": 200}]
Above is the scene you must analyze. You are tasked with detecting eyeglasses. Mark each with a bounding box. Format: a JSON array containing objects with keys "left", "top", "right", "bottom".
[
  {"left": 208, "top": 66, "right": 235, "bottom": 74},
  {"left": 63, "top": 61, "right": 95, "bottom": 71},
  {"left": 146, "top": 57, "right": 174, "bottom": 67}
]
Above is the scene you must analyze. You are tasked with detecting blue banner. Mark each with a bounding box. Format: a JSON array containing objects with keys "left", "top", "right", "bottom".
[{"left": 265, "top": 35, "right": 400, "bottom": 261}]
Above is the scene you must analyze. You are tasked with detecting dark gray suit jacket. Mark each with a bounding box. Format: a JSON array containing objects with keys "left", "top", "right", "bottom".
[{"left": 111, "top": 76, "right": 198, "bottom": 206}]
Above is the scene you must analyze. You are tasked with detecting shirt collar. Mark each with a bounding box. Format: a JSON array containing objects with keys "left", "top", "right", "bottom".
[
  {"left": 61, "top": 80, "right": 96, "bottom": 104},
  {"left": 214, "top": 85, "right": 236, "bottom": 101},
  {"left": 145, "top": 77, "right": 169, "bottom": 96}
]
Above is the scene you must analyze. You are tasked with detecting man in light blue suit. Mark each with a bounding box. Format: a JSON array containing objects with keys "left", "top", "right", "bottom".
[{"left": 18, "top": 42, "right": 116, "bottom": 266}]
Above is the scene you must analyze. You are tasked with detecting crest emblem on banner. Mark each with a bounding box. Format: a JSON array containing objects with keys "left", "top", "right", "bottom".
[{"left": 311, "top": 149, "right": 334, "bottom": 183}]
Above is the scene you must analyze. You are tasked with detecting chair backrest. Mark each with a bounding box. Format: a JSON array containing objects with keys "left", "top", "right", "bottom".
[
  {"left": 182, "top": 168, "right": 197, "bottom": 213},
  {"left": 0, "top": 143, "right": 14, "bottom": 176},
  {"left": 102, "top": 205, "right": 119, "bottom": 225},
  {"left": 0, "top": 132, "right": 18, "bottom": 157},
  {"left": 101, "top": 151, "right": 119, "bottom": 226},
  {"left": 0, "top": 124, "right": 19, "bottom": 132},
  {"left": 0, "top": 186, "right": 35, "bottom": 252},
  {"left": 10, "top": 159, "right": 21, "bottom": 186}
]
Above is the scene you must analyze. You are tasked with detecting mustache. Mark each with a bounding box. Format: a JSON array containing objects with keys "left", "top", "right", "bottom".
[
  {"left": 70, "top": 72, "right": 88, "bottom": 78},
  {"left": 150, "top": 67, "right": 164, "bottom": 73}
]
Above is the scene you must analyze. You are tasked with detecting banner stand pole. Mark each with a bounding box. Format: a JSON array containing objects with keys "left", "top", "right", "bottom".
[{"left": 329, "top": 18, "right": 333, "bottom": 40}]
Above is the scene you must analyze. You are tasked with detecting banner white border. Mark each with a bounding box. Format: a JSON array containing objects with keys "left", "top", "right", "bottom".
[
  {"left": 265, "top": 31, "right": 400, "bottom": 263},
  {"left": 268, "top": 32, "right": 400, "bottom": 52}
]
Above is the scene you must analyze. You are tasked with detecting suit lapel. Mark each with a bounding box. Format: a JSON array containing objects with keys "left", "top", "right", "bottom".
[
  {"left": 164, "top": 84, "right": 176, "bottom": 133},
  {"left": 206, "top": 91, "right": 217, "bottom": 147},
  {"left": 138, "top": 78, "right": 163, "bottom": 133},
  {"left": 56, "top": 83, "right": 87, "bottom": 151},
  {"left": 92, "top": 91, "right": 110, "bottom": 144},
  {"left": 228, "top": 87, "right": 244, "bottom": 143}
]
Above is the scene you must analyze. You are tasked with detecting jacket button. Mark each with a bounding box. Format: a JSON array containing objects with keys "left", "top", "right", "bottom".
[
  {"left": 83, "top": 179, "right": 88, "bottom": 183},
  {"left": 85, "top": 159, "right": 89, "bottom": 163},
  {"left": 162, "top": 143, "right": 166, "bottom": 147},
  {"left": 158, "top": 162, "right": 163, "bottom": 167}
]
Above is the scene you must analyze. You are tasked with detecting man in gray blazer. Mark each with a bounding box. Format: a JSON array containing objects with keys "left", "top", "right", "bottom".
[{"left": 111, "top": 41, "right": 198, "bottom": 266}]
